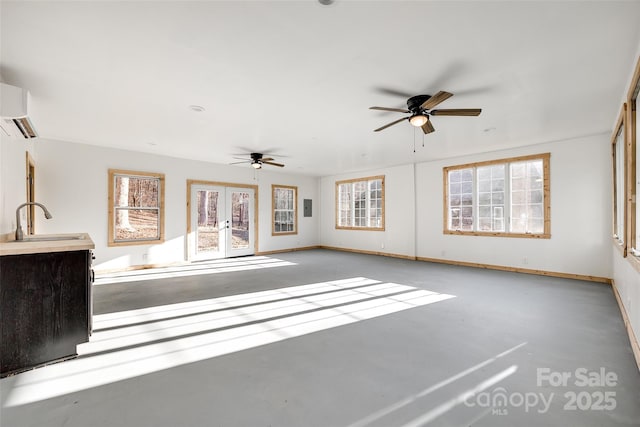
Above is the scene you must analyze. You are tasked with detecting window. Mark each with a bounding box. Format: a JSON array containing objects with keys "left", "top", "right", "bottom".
[
  {"left": 628, "top": 56, "right": 640, "bottom": 261},
  {"left": 25, "top": 151, "right": 35, "bottom": 235},
  {"left": 443, "top": 154, "right": 550, "bottom": 238},
  {"left": 272, "top": 185, "right": 297, "bottom": 235},
  {"left": 108, "top": 169, "right": 165, "bottom": 246},
  {"left": 612, "top": 107, "right": 626, "bottom": 250},
  {"left": 336, "top": 175, "right": 384, "bottom": 230}
]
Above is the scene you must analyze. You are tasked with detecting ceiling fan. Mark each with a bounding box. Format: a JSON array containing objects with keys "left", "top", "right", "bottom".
[
  {"left": 370, "top": 91, "right": 481, "bottom": 134},
  {"left": 230, "top": 152, "right": 284, "bottom": 169}
]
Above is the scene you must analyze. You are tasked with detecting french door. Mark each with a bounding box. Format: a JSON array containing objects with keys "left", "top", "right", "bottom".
[{"left": 189, "top": 184, "right": 255, "bottom": 260}]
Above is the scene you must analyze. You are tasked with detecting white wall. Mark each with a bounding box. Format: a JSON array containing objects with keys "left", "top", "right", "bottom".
[
  {"left": 0, "top": 134, "right": 36, "bottom": 234},
  {"left": 319, "top": 133, "right": 612, "bottom": 279},
  {"left": 319, "top": 163, "right": 416, "bottom": 258},
  {"left": 0, "top": 138, "right": 319, "bottom": 270},
  {"left": 613, "top": 251, "right": 639, "bottom": 348},
  {"left": 416, "top": 134, "right": 612, "bottom": 278}
]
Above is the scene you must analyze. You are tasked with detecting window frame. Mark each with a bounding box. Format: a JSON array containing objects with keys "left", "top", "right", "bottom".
[
  {"left": 108, "top": 169, "right": 165, "bottom": 247},
  {"left": 626, "top": 55, "right": 640, "bottom": 269},
  {"left": 271, "top": 184, "right": 298, "bottom": 236},
  {"left": 443, "top": 153, "right": 550, "bottom": 238},
  {"left": 335, "top": 175, "right": 385, "bottom": 231},
  {"left": 612, "top": 105, "right": 627, "bottom": 256},
  {"left": 25, "top": 151, "right": 36, "bottom": 235}
]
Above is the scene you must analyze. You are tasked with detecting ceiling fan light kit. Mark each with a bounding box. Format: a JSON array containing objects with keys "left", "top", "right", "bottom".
[
  {"left": 370, "top": 90, "right": 482, "bottom": 135},
  {"left": 409, "top": 114, "right": 428, "bottom": 127},
  {"left": 231, "top": 152, "right": 285, "bottom": 169}
]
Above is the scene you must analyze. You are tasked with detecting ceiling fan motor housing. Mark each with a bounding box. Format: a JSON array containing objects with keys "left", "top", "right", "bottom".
[{"left": 407, "top": 95, "right": 431, "bottom": 112}]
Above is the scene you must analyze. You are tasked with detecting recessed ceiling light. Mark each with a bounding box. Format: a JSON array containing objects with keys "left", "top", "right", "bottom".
[
  {"left": 483, "top": 127, "right": 496, "bottom": 133},
  {"left": 189, "top": 105, "right": 205, "bottom": 112}
]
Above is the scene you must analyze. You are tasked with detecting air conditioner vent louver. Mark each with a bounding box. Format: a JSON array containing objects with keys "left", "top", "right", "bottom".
[{"left": 2, "top": 117, "right": 38, "bottom": 139}]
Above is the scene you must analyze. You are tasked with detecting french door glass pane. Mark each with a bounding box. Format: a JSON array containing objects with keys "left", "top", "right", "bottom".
[
  {"left": 232, "top": 192, "right": 250, "bottom": 249},
  {"left": 197, "top": 190, "right": 219, "bottom": 253}
]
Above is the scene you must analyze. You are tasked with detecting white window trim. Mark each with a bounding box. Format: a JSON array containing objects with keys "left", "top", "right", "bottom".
[
  {"left": 335, "top": 175, "right": 385, "bottom": 231},
  {"left": 272, "top": 184, "right": 298, "bottom": 236},
  {"left": 108, "top": 169, "right": 165, "bottom": 246}
]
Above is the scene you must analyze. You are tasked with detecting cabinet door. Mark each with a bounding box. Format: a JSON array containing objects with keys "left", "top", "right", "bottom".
[{"left": 1, "top": 250, "right": 89, "bottom": 375}]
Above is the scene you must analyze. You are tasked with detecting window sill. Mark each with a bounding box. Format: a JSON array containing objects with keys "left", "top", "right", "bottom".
[
  {"left": 108, "top": 238, "right": 164, "bottom": 247},
  {"left": 272, "top": 231, "right": 298, "bottom": 236},
  {"left": 444, "top": 230, "right": 550, "bottom": 239},
  {"left": 336, "top": 226, "right": 385, "bottom": 231}
]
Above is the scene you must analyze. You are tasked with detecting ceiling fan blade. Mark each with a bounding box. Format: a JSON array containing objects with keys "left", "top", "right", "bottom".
[
  {"left": 369, "top": 106, "right": 410, "bottom": 113},
  {"left": 421, "top": 120, "right": 435, "bottom": 134},
  {"left": 229, "top": 160, "right": 250, "bottom": 165},
  {"left": 374, "top": 87, "right": 414, "bottom": 98},
  {"left": 420, "top": 91, "right": 453, "bottom": 110},
  {"left": 374, "top": 117, "right": 408, "bottom": 132},
  {"left": 430, "top": 108, "right": 482, "bottom": 116},
  {"left": 262, "top": 160, "right": 285, "bottom": 168},
  {"left": 261, "top": 157, "right": 274, "bottom": 162}
]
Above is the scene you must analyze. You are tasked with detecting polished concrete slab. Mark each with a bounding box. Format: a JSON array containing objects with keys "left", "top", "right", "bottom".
[{"left": 1, "top": 249, "right": 639, "bottom": 426}]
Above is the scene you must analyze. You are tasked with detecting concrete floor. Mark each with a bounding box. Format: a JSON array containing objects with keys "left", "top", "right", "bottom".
[{"left": 1, "top": 249, "right": 639, "bottom": 427}]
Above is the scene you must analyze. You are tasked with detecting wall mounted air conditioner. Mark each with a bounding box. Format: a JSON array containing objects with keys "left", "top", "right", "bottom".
[{"left": 0, "top": 82, "right": 38, "bottom": 139}]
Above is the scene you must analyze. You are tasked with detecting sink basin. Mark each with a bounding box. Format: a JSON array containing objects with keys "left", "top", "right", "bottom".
[{"left": 13, "top": 234, "right": 86, "bottom": 243}]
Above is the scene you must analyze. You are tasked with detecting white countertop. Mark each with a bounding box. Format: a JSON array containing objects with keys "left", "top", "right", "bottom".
[{"left": 0, "top": 233, "right": 95, "bottom": 256}]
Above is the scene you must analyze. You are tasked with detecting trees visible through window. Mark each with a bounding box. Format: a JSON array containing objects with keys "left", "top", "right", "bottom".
[
  {"left": 108, "top": 169, "right": 165, "bottom": 245},
  {"left": 336, "top": 176, "right": 384, "bottom": 230},
  {"left": 272, "top": 185, "right": 297, "bottom": 235},
  {"left": 444, "top": 154, "right": 549, "bottom": 238}
]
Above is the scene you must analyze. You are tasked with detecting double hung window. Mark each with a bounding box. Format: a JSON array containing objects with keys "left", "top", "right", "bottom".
[
  {"left": 108, "top": 169, "right": 165, "bottom": 246},
  {"left": 272, "top": 185, "right": 297, "bottom": 235},
  {"left": 336, "top": 176, "right": 384, "bottom": 230}
]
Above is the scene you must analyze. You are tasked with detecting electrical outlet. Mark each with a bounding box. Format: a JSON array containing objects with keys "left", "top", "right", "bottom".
[
  {"left": 142, "top": 253, "right": 148, "bottom": 262},
  {"left": 381, "top": 243, "right": 385, "bottom": 249}
]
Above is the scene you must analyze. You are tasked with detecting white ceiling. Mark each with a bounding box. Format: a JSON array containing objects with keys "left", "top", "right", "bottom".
[{"left": 2, "top": 1, "right": 640, "bottom": 176}]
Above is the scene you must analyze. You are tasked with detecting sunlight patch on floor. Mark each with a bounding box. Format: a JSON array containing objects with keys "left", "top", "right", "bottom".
[{"left": 2, "top": 277, "right": 455, "bottom": 407}]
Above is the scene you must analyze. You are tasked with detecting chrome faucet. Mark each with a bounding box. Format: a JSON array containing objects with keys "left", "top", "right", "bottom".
[{"left": 15, "top": 202, "right": 53, "bottom": 241}]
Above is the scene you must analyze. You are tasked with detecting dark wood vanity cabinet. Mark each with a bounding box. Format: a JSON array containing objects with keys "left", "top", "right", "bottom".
[{"left": 0, "top": 250, "right": 92, "bottom": 376}]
